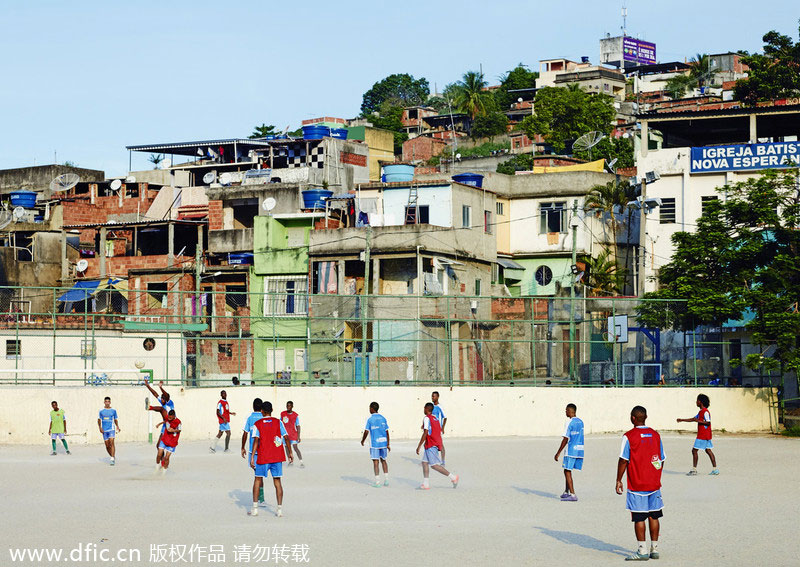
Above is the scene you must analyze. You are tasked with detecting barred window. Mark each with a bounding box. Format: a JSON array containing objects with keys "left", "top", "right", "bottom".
[
  {"left": 701, "top": 195, "right": 718, "bottom": 215},
  {"left": 263, "top": 277, "right": 308, "bottom": 316},
  {"left": 660, "top": 198, "right": 676, "bottom": 224}
]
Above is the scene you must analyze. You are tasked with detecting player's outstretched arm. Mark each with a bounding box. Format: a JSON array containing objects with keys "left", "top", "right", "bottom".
[{"left": 144, "top": 379, "right": 159, "bottom": 398}]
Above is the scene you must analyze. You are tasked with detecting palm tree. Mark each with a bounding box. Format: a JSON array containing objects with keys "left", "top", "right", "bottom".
[
  {"left": 585, "top": 248, "right": 627, "bottom": 296},
  {"left": 665, "top": 53, "right": 716, "bottom": 99},
  {"left": 148, "top": 153, "right": 164, "bottom": 169},
  {"left": 453, "top": 71, "right": 491, "bottom": 119}
]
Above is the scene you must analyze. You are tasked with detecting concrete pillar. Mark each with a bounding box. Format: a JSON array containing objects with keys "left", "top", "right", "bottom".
[
  {"left": 416, "top": 252, "right": 423, "bottom": 295},
  {"left": 337, "top": 260, "right": 345, "bottom": 293},
  {"left": 372, "top": 257, "right": 380, "bottom": 295},
  {"left": 60, "top": 230, "right": 68, "bottom": 282},
  {"left": 749, "top": 114, "right": 757, "bottom": 143},
  {"left": 640, "top": 120, "right": 649, "bottom": 158},
  {"left": 168, "top": 222, "right": 175, "bottom": 267},
  {"left": 99, "top": 227, "right": 107, "bottom": 277},
  {"left": 196, "top": 224, "right": 204, "bottom": 257}
]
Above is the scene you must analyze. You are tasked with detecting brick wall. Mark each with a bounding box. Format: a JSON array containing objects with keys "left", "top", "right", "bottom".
[{"left": 208, "top": 200, "right": 224, "bottom": 230}]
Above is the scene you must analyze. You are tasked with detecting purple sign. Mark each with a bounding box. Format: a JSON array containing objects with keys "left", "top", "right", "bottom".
[{"left": 622, "top": 37, "right": 656, "bottom": 65}]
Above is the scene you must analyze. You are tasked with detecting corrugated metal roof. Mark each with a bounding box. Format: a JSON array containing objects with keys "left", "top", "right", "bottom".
[
  {"left": 126, "top": 139, "right": 273, "bottom": 152},
  {"left": 63, "top": 219, "right": 207, "bottom": 229}
]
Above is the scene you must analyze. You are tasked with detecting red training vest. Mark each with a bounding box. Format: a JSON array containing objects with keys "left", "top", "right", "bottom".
[
  {"left": 161, "top": 417, "right": 182, "bottom": 448},
  {"left": 253, "top": 417, "right": 287, "bottom": 465},
  {"left": 218, "top": 399, "right": 230, "bottom": 424},
  {"left": 623, "top": 427, "right": 663, "bottom": 492},
  {"left": 696, "top": 408, "right": 712, "bottom": 440},
  {"left": 424, "top": 414, "right": 443, "bottom": 450},
  {"left": 281, "top": 411, "right": 299, "bottom": 441}
]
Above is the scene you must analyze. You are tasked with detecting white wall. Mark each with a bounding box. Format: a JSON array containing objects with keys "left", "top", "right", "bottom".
[
  {"left": 0, "top": 385, "right": 773, "bottom": 445},
  {"left": 381, "top": 185, "right": 453, "bottom": 227}
]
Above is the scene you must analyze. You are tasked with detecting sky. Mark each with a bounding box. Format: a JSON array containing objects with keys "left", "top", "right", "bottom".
[{"left": 1, "top": 1, "right": 797, "bottom": 177}]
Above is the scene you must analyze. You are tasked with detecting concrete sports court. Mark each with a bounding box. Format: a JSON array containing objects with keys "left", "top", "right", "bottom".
[{"left": 1, "top": 434, "right": 796, "bottom": 567}]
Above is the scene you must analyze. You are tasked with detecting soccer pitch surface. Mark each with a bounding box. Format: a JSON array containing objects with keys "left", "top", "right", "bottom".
[{"left": 1, "top": 435, "right": 797, "bottom": 567}]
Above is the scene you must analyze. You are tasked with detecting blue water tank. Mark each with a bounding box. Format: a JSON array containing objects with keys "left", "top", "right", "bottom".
[
  {"left": 383, "top": 164, "right": 414, "bottom": 182},
  {"left": 452, "top": 172, "right": 484, "bottom": 188},
  {"left": 302, "top": 125, "right": 331, "bottom": 140},
  {"left": 330, "top": 128, "right": 348, "bottom": 139},
  {"left": 302, "top": 189, "right": 333, "bottom": 210},
  {"left": 10, "top": 191, "right": 37, "bottom": 208}
]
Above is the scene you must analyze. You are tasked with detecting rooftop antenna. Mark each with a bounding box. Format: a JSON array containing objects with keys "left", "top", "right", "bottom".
[{"left": 621, "top": 3, "right": 627, "bottom": 36}]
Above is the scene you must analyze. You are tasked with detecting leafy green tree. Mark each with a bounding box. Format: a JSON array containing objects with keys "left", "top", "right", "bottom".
[
  {"left": 735, "top": 22, "right": 800, "bottom": 105},
  {"left": 370, "top": 100, "right": 408, "bottom": 154},
  {"left": 496, "top": 153, "right": 534, "bottom": 174},
  {"left": 573, "top": 136, "right": 634, "bottom": 168},
  {"left": 453, "top": 71, "right": 493, "bottom": 119},
  {"left": 249, "top": 124, "right": 278, "bottom": 139},
  {"left": 494, "top": 64, "right": 539, "bottom": 110},
  {"left": 637, "top": 168, "right": 800, "bottom": 380},
  {"left": 664, "top": 53, "right": 716, "bottom": 99},
  {"left": 426, "top": 96, "right": 449, "bottom": 113},
  {"left": 584, "top": 248, "right": 626, "bottom": 296},
  {"left": 148, "top": 154, "right": 164, "bottom": 169},
  {"left": 521, "top": 85, "right": 615, "bottom": 154},
  {"left": 470, "top": 111, "right": 509, "bottom": 140},
  {"left": 361, "top": 74, "right": 430, "bottom": 116}
]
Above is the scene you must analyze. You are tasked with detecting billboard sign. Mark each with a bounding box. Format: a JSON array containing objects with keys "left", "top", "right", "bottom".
[
  {"left": 690, "top": 142, "right": 800, "bottom": 173},
  {"left": 622, "top": 37, "right": 656, "bottom": 65}
]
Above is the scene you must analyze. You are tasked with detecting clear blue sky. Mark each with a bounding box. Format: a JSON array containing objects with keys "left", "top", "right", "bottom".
[{"left": 1, "top": 1, "right": 796, "bottom": 176}]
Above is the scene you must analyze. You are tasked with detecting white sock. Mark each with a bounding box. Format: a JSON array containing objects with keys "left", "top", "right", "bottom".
[
  {"left": 448, "top": 473, "right": 457, "bottom": 481},
  {"left": 384, "top": 473, "right": 389, "bottom": 481},
  {"left": 375, "top": 475, "right": 380, "bottom": 483},
  {"left": 637, "top": 542, "right": 647, "bottom": 555},
  {"left": 422, "top": 478, "right": 430, "bottom": 487},
  {"left": 651, "top": 542, "right": 659, "bottom": 552}
]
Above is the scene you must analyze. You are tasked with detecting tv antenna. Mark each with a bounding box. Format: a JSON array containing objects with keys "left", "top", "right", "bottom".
[
  {"left": 621, "top": 2, "right": 627, "bottom": 36},
  {"left": 50, "top": 173, "right": 80, "bottom": 192},
  {"left": 573, "top": 131, "right": 606, "bottom": 161}
]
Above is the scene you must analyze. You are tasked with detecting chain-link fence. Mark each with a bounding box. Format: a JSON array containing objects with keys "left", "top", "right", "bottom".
[{"left": 0, "top": 286, "right": 791, "bottom": 394}]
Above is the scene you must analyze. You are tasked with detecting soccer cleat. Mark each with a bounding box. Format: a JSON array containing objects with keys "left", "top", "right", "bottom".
[
  {"left": 223, "top": 449, "right": 230, "bottom": 453},
  {"left": 709, "top": 469, "right": 720, "bottom": 475},
  {"left": 248, "top": 508, "right": 258, "bottom": 516},
  {"left": 50, "top": 451, "right": 56, "bottom": 456},
  {"left": 110, "top": 458, "right": 115, "bottom": 466},
  {"left": 287, "top": 461, "right": 294, "bottom": 466},
  {"left": 563, "top": 494, "right": 578, "bottom": 502},
  {"left": 383, "top": 479, "right": 389, "bottom": 487},
  {"left": 451, "top": 475, "right": 459, "bottom": 488},
  {"left": 624, "top": 551, "right": 650, "bottom": 561},
  {"left": 299, "top": 462, "right": 305, "bottom": 469},
  {"left": 209, "top": 447, "right": 216, "bottom": 453},
  {"left": 66, "top": 451, "right": 71, "bottom": 455},
  {"left": 686, "top": 469, "right": 697, "bottom": 476},
  {"left": 560, "top": 491, "right": 571, "bottom": 499},
  {"left": 276, "top": 508, "right": 283, "bottom": 517},
  {"left": 417, "top": 484, "right": 431, "bottom": 490},
  {"left": 649, "top": 551, "right": 660, "bottom": 560}
]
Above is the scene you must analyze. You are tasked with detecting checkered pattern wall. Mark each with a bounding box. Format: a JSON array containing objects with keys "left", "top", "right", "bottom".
[{"left": 284, "top": 142, "right": 325, "bottom": 169}]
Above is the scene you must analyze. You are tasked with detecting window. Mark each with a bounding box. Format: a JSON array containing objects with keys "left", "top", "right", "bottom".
[
  {"left": 146, "top": 282, "right": 169, "bottom": 309},
  {"left": 535, "top": 265, "right": 553, "bottom": 286},
  {"left": 484, "top": 210, "right": 492, "bottom": 234},
  {"left": 81, "top": 339, "right": 96, "bottom": 360},
  {"left": 225, "top": 286, "right": 248, "bottom": 310},
  {"left": 263, "top": 277, "right": 308, "bottom": 316},
  {"left": 540, "top": 202, "right": 567, "bottom": 234},
  {"left": 6, "top": 339, "right": 20, "bottom": 359},
  {"left": 294, "top": 348, "right": 307, "bottom": 371},
  {"left": 701, "top": 196, "right": 718, "bottom": 215},
  {"left": 218, "top": 343, "right": 233, "bottom": 359},
  {"left": 496, "top": 202, "right": 504, "bottom": 216},
  {"left": 404, "top": 205, "right": 430, "bottom": 225},
  {"left": 474, "top": 279, "right": 482, "bottom": 296},
  {"left": 462, "top": 205, "right": 472, "bottom": 228},
  {"left": 660, "top": 198, "right": 676, "bottom": 224},
  {"left": 265, "top": 348, "right": 286, "bottom": 373}
]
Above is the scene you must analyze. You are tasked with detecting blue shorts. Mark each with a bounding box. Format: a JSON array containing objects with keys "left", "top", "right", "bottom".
[
  {"left": 289, "top": 439, "right": 298, "bottom": 445},
  {"left": 158, "top": 441, "right": 176, "bottom": 454},
  {"left": 102, "top": 430, "right": 115, "bottom": 440},
  {"left": 422, "top": 447, "right": 442, "bottom": 466},
  {"left": 370, "top": 448, "right": 388, "bottom": 460},
  {"left": 255, "top": 462, "right": 283, "bottom": 478},
  {"left": 626, "top": 490, "right": 663, "bottom": 513},
  {"left": 219, "top": 423, "right": 231, "bottom": 432},
  {"left": 693, "top": 439, "right": 713, "bottom": 450},
  {"left": 563, "top": 456, "right": 583, "bottom": 471}
]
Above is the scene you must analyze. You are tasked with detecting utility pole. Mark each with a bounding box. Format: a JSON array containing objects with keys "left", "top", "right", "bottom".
[
  {"left": 569, "top": 200, "right": 579, "bottom": 382},
  {"left": 360, "top": 225, "right": 372, "bottom": 383},
  {"left": 638, "top": 178, "right": 647, "bottom": 296}
]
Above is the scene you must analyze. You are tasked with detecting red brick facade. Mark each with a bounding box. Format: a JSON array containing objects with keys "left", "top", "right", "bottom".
[{"left": 208, "top": 200, "right": 224, "bottom": 230}]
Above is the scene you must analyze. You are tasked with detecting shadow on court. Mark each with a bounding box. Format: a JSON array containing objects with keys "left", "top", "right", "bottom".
[
  {"left": 228, "top": 489, "right": 253, "bottom": 510},
  {"left": 512, "top": 486, "right": 561, "bottom": 500},
  {"left": 533, "top": 526, "right": 629, "bottom": 557}
]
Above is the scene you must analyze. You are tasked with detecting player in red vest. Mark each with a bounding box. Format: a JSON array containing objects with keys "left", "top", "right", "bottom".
[
  {"left": 211, "top": 390, "right": 236, "bottom": 453},
  {"left": 677, "top": 393, "right": 719, "bottom": 475},
  {"left": 249, "top": 401, "right": 291, "bottom": 517},
  {"left": 616, "top": 406, "right": 666, "bottom": 561},
  {"left": 415, "top": 402, "right": 458, "bottom": 489},
  {"left": 147, "top": 406, "right": 181, "bottom": 472},
  {"left": 281, "top": 401, "right": 304, "bottom": 468}
]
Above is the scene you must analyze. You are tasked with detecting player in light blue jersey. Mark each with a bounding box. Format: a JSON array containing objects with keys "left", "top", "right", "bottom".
[
  {"left": 431, "top": 391, "right": 447, "bottom": 464},
  {"left": 360, "top": 402, "right": 390, "bottom": 487},
  {"left": 97, "top": 396, "right": 120, "bottom": 465},
  {"left": 554, "top": 403, "right": 584, "bottom": 501},
  {"left": 241, "top": 398, "right": 264, "bottom": 504}
]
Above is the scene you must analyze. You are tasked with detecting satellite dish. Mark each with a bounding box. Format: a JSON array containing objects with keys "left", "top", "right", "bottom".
[
  {"left": 12, "top": 207, "right": 25, "bottom": 222},
  {"left": 219, "top": 172, "right": 232, "bottom": 185},
  {"left": 262, "top": 197, "right": 276, "bottom": 212},
  {"left": 50, "top": 173, "right": 80, "bottom": 192},
  {"left": 455, "top": 153, "right": 461, "bottom": 161},
  {"left": 606, "top": 158, "right": 619, "bottom": 172},
  {"left": 125, "top": 175, "right": 136, "bottom": 183},
  {"left": 573, "top": 131, "right": 606, "bottom": 159},
  {"left": 202, "top": 172, "right": 217, "bottom": 185},
  {"left": 109, "top": 179, "right": 123, "bottom": 192},
  {"left": 0, "top": 210, "right": 12, "bottom": 230},
  {"left": 76, "top": 259, "right": 89, "bottom": 273}
]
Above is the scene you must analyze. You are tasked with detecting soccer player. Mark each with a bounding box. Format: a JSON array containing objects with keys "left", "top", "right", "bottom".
[
  {"left": 431, "top": 391, "right": 447, "bottom": 464},
  {"left": 249, "top": 401, "right": 291, "bottom": 517},
  {"left": 49, "top": 401, "right": 70, "bottom": 455},
  {"left": 616, "top": 405, "right": 666, "bottom": 561},
  {"left": 416, "top": 402, "right": 458, "bottom": 490},
  {"left": 360, "top": 401, "right": 390, "bottom": 487},
  {"left": 98, "top": 396, "right": 120, "bottom": 465},
  {"left": 211, "top": 390, "right": 236, "bottom": 453},
  {"left": 148, "top": 406, "right": 181, "bottom": 471},
  {"left": 280, "top": 401, "right": 304, "bottom": 468},
  {"left": 554, "top": 403, "right": 584, "bottom": 501},
  {"left": 144, "top": 378, "right": 174, "bottom": 443},
  {"left": 677, "top": 393, "right": 719, "bottom": 475},
  {"left": 242, "top": 397, "right": 265, "bottom": 505}
]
